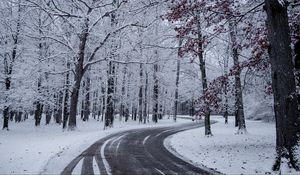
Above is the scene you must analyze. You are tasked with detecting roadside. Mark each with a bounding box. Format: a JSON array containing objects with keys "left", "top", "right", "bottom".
[{"left": 165, "top": 116, "right": 276, "bottom": 174}]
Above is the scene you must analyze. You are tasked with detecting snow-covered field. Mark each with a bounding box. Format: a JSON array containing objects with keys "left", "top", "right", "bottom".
[
  {"left": 166, "top": 116, "right": 277, "bottom": 174},
  {"left": 0, "top": 116, "right": 190, "bottom": 174}
]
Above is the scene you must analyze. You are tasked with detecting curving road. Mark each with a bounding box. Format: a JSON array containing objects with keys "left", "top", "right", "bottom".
[{"left": 61, "top": 121, "right": 219, "bottom": 175}]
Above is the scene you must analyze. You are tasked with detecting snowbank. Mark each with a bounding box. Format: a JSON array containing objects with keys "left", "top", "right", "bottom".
[
  {"left": 165, "top": 116, "right": 276, "bottom": 174},
  {"left": 0, "top": 116, "right": 190, "bottom": 174}
]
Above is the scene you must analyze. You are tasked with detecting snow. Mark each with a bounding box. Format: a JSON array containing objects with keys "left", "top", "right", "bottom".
[
  {"left": 277, "top": 0, "right": 286, "bottom": 7},
  {"left": 0, "top": 116, "right": 190, "bottom": 174},
  {"left": 165, "top": 116, "right": 277, "bottom": 174}
]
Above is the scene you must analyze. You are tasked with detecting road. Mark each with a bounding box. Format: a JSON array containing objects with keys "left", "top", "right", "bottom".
[{"left": 61, "top": 121, "right": 219, "bottom": 175}]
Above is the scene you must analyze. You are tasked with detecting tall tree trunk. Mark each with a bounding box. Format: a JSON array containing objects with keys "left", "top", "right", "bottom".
[
  {"left": 152, "top": 63, "right": 159, "bottom": 123},
  {"left": 68, "top": 18, "right": 89, "bottom": 130},
  {"left": 55, "top": 92, "right": 63, "bottom": 124},
  {"left": 138, "top": 63, "right": 144, "bottom": 123},
  {"left": 143, "top": 72, "right": 149, "bottom": 124},
  {"left": 265, "top": 0, "right": 300, "bottom": 171},
  {"left": 196, "top": 13, "right": 212, "bottom": 136},
  {"left": 223, "top": 45, "right": 230, "bottom": 124},
  {"left": 2, "top": 3, "right": 21, "bottom": 130},
  {"left": 228, "top": 15, "right": 246, "bottom": 133},
  {"left": 34, "top": 78, "right": 43, "bottom": 126},
  {"left": 3, "top": 77, "right": 11, "bottom": 130},
  {"left": 100, "top": 85, "right": 105, "bottom": 122},
  {"left": 63, "top": 63, "right": 70, "bottom": 129},
  {"left": 174, "top": 39, "right": 182, "bottom": 122},
  {"left": 83, "top": 75, "right": 91, "bottom": 121},
  {"left": 105, "top": 61, "right": 115, "bottom": 127},
  {"left": 120, "top": 65, "right": 127, "bottom": 120},
  {"left": 125, "top": 69, "right": 131, "bottom": 122}
]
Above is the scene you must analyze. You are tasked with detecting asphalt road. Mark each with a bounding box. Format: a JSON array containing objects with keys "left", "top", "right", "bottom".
[{"left": 61, "top": 121, "right": 219, "bottom": 175}]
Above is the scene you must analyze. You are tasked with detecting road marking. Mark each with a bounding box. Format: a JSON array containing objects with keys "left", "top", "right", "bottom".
[
  {"left": 72, "top": 158, "right": 83, "bottom": 175},
  {"left": 110, "top": 134, "right": 127, "bottom": 146},
  {"left": 93, "top": 156, "right": 101, "bottom": 175},
  {"left": 154, "top": 168, "right": 166, "bottom": 175},
  {"left": 155, "top": 129, "right": 173, "bottom": 137},
  {"left": 143, "top": 135, "right": 151, "bottom": 145},
  {"left": 116, "top": 139, "right": 122, "bottom": 153},
  {"left": 101, "top": 138, "right": 113, "bottom": 175}
]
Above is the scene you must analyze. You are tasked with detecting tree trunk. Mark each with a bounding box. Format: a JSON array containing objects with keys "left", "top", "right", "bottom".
[
  {"left": 228, "top": 15, "right": 246, "bottom": 133},
  {"left": 55, "top": 92, "right": 63, "bottom": 124},
  {"left": 265, "top": 0, "right": 300, "bottom": 171},
  {"left": 125, "top": 68, "right": 131, "bottom": 122},
  {"left": 68, "top": 20, "right": 89, "bottom": 130},
  {"left": 138, "top": 63, "right": 144, "bottom": 123},
  {"left": 2, "top": 3, "right": 21, "bottom": 130},
  {"left": 105, "top": 61, "right": 115, "bottom": 127},
  {"left": 174, "top": 39, "right": 182, "bottom": 122},
  {"left": 152, "top": 63, "right": 159, "bottom": 123},
  {"left": 34, "top": 102, "right": 44, "bottom": 126},
  {"left": 196, "top": 13, "right": 212, "bottom": 136},
  {"left": 68, "top": 74, "right": 83, "bottom": 130},
  {"left": 63, "top": 63, "right": 70, "bottom": 129},
  {"left": 223, "top": 45, "right": 229, "bottom": 124},
  {"left": 34, "top": 78, "right": 43, "bottom": 126},
  {"left": 45, "top": 105, "right": 52, "bottom": 125},
  {"left": 143, "top": 72, "right": 149, "bottom": 124},
  {"left": 120, "top": 65, "right": 127, "bottom": 120},
  {"left": 2, "top": 77, "right": 10, "bottom": 130},
  {"left": 83, "top": 75, "right": 91, "bottom": 121}
]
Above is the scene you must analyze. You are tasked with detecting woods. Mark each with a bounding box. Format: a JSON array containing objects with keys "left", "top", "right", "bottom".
[{"left": 0, "top": 0, "right": 300, "bottom": 172}]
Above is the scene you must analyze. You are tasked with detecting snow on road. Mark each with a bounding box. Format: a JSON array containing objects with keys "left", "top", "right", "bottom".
[
  {"left": 165, "top": 116, "right": 277, "bottom": 174},
  {"left": 0, "top": 116, "right": 190, "bottom": 174}
]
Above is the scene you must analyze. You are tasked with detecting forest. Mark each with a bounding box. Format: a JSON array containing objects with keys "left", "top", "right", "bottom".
[{"left": 1, "top": 0, "right": 300, "bottom": 173}]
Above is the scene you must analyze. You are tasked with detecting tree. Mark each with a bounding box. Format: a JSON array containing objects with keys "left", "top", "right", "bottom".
[
  {"left": 227, "top": 1, "right": 246, "bottom": 133},
  {"left": 2, "top": 0, "right": 22, "bottom": 130},
  {"left": 265, "top": 0, "right": 300, "bottom": 171},
  {"left": 166, "top": 0, "right": 213, "bottom": 135},
  {"left": 174, "top": 39, "right": 182, "bottom": 122}
]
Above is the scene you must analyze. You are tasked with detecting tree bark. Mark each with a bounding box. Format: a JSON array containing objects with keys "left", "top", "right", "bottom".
[
  {"left": 34, "top": 102, "right": 44, "bottom": 126},
  {"left": 152, "top": 63, "right": 159, "bottom": 123},
  {"left": 68, "top": 17, "right": 89, "bottom": 130},
  {"left": 228, "top": 15, "right": 246, "bottom": 133},
  {"left": 265, "top": 0, "right": 300, "bottom": 171},
  {"left": 45, "top": 105, "right": 52, "bottom": 125},
  {"left": 120, "top": 65, "right": 127, "bottom": 120},
  {"left": 83, "top": 75, "right": 91, "bottom": 121},
  {"left": 2, "top": 3, "right": 21, "bottom": 130},
  {"left": 125, "top": 69, "right": 131, "bottom": 122},
  {"left": 34, "top": 78, "right": 43, "bottom": 126},
  {"left": 63, "top": 63, "right": 70, "bottom": 129},
  {"left": 138, "top": 63, "right": 144, "bottom": 123},
  {"left": 55, "top": 92, "right": 63, "bottom": 124},
  {"left": 174, "top": 39, "right": 182, "bottom": 122},
  {"left": 105, "top": 61, "right": 115, "bottom": 127},
  {"left": 143, "top": 72, "right": 149, "bottom": 124},
  {"left": 196, "top": 13, "right": 212, "bottom": 136}
]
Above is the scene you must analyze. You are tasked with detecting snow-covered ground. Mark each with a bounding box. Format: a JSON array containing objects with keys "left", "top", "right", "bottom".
[
  {"left": 0, "top": 116, "right": 190, "bottom": 174},
  {"left": 165, "top": 116, "right": 277, "bottom": 174}
]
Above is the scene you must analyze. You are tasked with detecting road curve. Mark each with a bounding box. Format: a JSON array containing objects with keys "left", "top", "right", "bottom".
[{"left": 61, "top": 121, "right": 218, "bottom": 175}]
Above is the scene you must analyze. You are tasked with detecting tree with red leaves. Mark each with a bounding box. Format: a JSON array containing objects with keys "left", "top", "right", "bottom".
[{"left": 166, "top": 0, "right": 214, "bottom": 135}]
